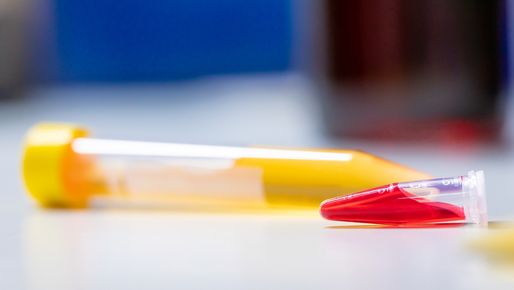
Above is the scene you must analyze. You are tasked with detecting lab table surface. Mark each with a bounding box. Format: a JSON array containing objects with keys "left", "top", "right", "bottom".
[{"left": 1, "top": 74, "right": 514, "bottom": 290}]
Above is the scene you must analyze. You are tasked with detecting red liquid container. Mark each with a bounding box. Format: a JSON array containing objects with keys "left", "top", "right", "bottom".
[{"left": 320, "top": 171, "right": 487, "bottom": 226}]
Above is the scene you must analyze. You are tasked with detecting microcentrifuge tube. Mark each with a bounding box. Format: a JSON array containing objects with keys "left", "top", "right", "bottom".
[{"left": 320, "top": 171, "right": 487, "bottom": 226}]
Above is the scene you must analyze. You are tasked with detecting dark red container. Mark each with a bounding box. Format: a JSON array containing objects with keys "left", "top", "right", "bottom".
[{"left": 308, "top": 0, "right": 507, "bottom": 142}]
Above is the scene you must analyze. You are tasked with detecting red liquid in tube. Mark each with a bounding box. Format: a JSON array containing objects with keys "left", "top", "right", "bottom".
[{"left": 320, "top": 171, "right": 487, "bottom": 226}]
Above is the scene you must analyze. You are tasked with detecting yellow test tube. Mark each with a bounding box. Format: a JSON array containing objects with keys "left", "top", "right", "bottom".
[{"left": 22, "top": 123, "right": 431, "bottom": 210}]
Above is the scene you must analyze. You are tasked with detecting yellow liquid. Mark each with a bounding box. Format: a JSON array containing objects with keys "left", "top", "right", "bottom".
[{"left": 237, "top": 150, "right": 430, "bottom": 208}]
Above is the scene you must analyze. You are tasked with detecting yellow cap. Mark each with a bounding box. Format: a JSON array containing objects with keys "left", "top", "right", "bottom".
[{"left": 22, "top": 123, "right": 90, "bottom": 208}]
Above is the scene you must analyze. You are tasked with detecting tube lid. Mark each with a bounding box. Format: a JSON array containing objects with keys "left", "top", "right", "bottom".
[
  {"left": 463, "top": 170, "right": 488, "bottom": 226},
  {"left": 22, "top": 123, "right": 89, "bottom": 207}
]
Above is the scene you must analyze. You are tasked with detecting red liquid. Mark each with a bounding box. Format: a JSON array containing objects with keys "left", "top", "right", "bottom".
[{"left": 320, "top": 183, "right": 465, "bottom": 225}]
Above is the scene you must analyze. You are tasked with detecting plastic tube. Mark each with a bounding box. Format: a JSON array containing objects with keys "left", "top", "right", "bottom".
[
  {"left": 22, "top": 123, "right": 431, "bottom": 210},
  {"left": 320, "top": 171, "right": 487, "bottom": 226}
]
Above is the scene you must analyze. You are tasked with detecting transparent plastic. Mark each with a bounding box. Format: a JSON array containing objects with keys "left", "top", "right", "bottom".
[
  {"left": 320, "top": 171, "right": 487, "bottom": 226},
  {"left": 53, "top": 136, "right": 431, "bottom": 210}
]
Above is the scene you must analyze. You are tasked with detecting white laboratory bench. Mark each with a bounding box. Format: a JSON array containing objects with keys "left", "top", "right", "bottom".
[{"left": 1, "top": 74, "right": 514, "bottom": 290}]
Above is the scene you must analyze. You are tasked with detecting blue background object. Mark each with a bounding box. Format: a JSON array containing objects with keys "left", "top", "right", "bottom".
[{"left": 53, "top": 0, "right": 292, "bottom": 82}]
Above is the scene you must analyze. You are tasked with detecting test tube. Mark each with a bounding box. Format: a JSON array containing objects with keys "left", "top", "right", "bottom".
[
  {"left": 22, "top": 123, "right": 431, "bottom": 210},
  {"left": 320, "top": 171, "right": 487, "bottom": 226}
]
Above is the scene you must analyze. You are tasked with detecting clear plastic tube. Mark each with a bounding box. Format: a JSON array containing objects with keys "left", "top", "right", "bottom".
[{"left": 320, "top": 171, "right": 488, "bottom": 226}]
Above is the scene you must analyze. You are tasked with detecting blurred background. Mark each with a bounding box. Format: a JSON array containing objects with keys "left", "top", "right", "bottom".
[{"left": 1, "top": 0, "right": 513, "bottom": 141}]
